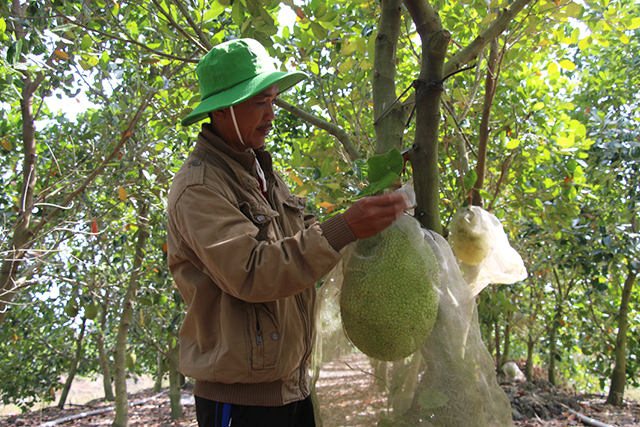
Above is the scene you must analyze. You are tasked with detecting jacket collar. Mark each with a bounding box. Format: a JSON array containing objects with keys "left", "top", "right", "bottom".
[{"left": 196, "top": 123, "right": 274, "bottom": 179}]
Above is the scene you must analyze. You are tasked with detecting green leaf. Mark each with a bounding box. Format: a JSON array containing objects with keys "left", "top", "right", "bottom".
[
  {"left": 506, "top": 139, "right": 520, "bottom": 149},
  {"left": 7, "top": 40, "right": 23, "bottom": 65},
  {"left": 314, "top": 2, "right": 328, "bottom": 18},
  {"left": 498, "top": 293, "right": 519, "bottom": 312},
  {"left": 355, "top": 149, "right": 404, "bottom": 197},
  {"left": 481, "top": 12, "right": 497, "bottom": 25},
  {"left": 367, "top": 148, "right": 403, "bottom": 184},
  {"left": 203, "top": 1, "right": 226, "bottom": 21},
  {"left": 565, "top": 2, "right": 583, "bottom": 18},
  {"left": 464, "top": 169, "right": 478, "bottom": 190},
  {"left": 126, "top": 21, "right": 138, "bottom": 35},
  {"left": 78, "top": 59, "right": 92, "bottom": 70},
  {"left": 291, "top": 146, "right": 302, "bottom": 168},
  {"left": 257, "top": 6, "right": 275, "bottom": 27},
  {"left": 138, "top": 296, "right": 153, "bottom": 306},
  {"left": 81, "top": 34, "right": 93, "bottom": 50},
  {"left": 559, "top": 59, "right": 576, "bottom": 70},
  {"left": 341, "top": 41, "right": 358, "bottom": 56},
  {"left": 478, "top": 189, "right": 493, "bottom": 201},
  {"left": 100, "top": 51, "right": 110, "bottom": 67},
  {"left": 357, "top": 171, "right": 399, "bottom": 197},
  {"left": 578, "top": 36, "right": 591, "bottom": 51},
  {"left": 232, "top": 0, "right": 244, "bottom": 25},
  {"left": 241, "top": 18, "right": 252, "bottom": 34},
  {"left": 310, "top": 21, "right": 326, "bottom": 39},
  {"left": 338, "top": 57, "right": 354, "bottom": 74},
  {"left": 556, "top": 135, "right": 574, "bottom": 147},
  {"left": 318, "top": 10, "right": 338, "bottom": 22}
]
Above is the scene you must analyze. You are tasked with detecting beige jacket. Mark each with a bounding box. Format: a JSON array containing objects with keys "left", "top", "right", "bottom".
[{"left": 167, "top": 125, "right": 355, "bottom": 406}]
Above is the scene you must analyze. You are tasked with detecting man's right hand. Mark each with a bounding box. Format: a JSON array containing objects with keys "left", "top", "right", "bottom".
[{"left": 342, "top": 193, "right": 411, "bottom": 240}]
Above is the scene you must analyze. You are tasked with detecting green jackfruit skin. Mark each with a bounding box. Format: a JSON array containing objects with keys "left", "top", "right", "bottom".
[{"left": 340, "top": 223, "right": 440, "bottom": 361}]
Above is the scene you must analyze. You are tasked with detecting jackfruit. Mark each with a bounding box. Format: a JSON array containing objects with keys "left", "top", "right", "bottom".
[
  {"left": 84, "top": 302, "right": 99, "bottom": 320},
  {"left": 126, "top": 352, "right": 136, "bottom": 369},
  {"left": 64, "top": 299, "right": 78, "bottom": 318},
  {"left": 449, "top": 206, "right": 491, "bottom": 265},
  {"left": 340, "top": 216, "right": 440, "bottom": 361}
]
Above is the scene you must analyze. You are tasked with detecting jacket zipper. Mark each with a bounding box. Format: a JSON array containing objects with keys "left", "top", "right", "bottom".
[{"left": 255, "top": 306, "right": 264, "bottom": 369}]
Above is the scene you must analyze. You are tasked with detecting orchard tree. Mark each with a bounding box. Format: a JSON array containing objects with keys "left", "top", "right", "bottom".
[{"left": 1, "top": 0, "right": 639, "bottom": 425}]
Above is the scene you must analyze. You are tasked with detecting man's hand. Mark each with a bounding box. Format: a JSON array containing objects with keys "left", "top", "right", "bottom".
[{"left": 342, "top": 193, "right": 411, "bottom": 240}]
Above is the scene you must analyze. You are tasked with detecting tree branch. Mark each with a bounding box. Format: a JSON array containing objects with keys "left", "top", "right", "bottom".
[
  {"left": 487, "top": 149, "right": 516, "bottom": 211},
  {"left": 150, "top": 0, "right": 207, "bottom": 52},
  {"left": 373, "top": 0, "right": 405, "bottom": 154},
  {"left": 170, "top": 0, "right": 213, "bottom": 50},
  {"left": 444, "top": 0, "right": 534, "bottom": 76},
  {"left": 46, "top": 3, "right": 198, "bottom": 63},
  {"left": 275, "top": 98, "right": 362, "bottom": 161}
]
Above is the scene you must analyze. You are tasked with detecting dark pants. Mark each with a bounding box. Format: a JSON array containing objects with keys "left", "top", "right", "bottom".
[{"left": 195, "top": 395, "right": 316, "bottom": 427}]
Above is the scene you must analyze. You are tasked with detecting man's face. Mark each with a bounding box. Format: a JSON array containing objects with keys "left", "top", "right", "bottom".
[{"left": 214, "top": 83, "right": 279, "bottom": 152}]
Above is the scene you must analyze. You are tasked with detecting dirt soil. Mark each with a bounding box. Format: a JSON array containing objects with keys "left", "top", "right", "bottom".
[{"left": 1, "top": 353, "right": 638, "bottom": 427}]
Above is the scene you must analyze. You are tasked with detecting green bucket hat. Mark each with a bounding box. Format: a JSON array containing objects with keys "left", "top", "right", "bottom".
[{"left": 181, "top": 38, "right": 308, "bottom": 126}]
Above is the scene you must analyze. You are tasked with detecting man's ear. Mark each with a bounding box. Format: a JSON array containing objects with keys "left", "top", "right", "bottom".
[{"left": 210, "top": 109, "right": 227, "bottom": 122}]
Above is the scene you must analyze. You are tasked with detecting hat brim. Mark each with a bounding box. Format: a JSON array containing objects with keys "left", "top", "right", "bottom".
[{"left": 181, "top": 71, "right": 308, "bottom": 126}]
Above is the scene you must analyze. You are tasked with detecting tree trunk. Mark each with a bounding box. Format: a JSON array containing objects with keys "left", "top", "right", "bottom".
[
  {"left": 168, "top": 335, "right": 183, "bottom": 419},
  {"left": 373, "top": 0, "right": 405, "bottom": 154},
  {"left": 154, "top": 351, "right": 165, "bottom": 393},
  {"left": 471, "top": 37, "right": 500, "bottom": 206},
  {"left": 0, "top": 2, "right": 40, "bottom": 327},
  {"left": 403, "top": 0, "right": 450, "bottom": 234},
  {"left": 549, "top": 269, "right": 567, "bottom": 387},
  {"left": 57, "top": 318, "right": 87, "bottom": 409},
  {"left": 96, "top": 331, "right": 115, "bottom": 402},
  {"left": 606, "top": 263, "right": 636, "bottom": 406},
  {"left": 484, "top": 316, "right": 494, "bottom": 356},
  {"left": 96, "top": 298, "right": 115, "bottom": 401},
  {"left": 501, "top": 311, "right": 512, "bottom": 367},
  {"left": 525, "top": 336, "right": 535, "bottom": 382},
  {"left": 112, "top": 202, "right": 149, "bottom": 427},
  {"left": 0, "top": 1, "right": 89, "bottom": 330},
  {"left": 548, "top": 316, "right": 558, "bottom": 386},
  {"left": 494, "top": 320, "right": 501, "bottom": 371}
]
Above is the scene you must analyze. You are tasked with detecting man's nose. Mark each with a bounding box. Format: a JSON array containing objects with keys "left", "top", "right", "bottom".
[{"left": 265, "top": 102, "right": 276, "bottom": 120}]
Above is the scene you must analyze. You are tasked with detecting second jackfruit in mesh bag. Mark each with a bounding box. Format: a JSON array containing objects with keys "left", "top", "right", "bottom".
[
  {"left": 449, "top": 206, "right": 527, "bottom": 295},
  {"left": 340, "top": 214, "right": 440, "bottom": 361}
]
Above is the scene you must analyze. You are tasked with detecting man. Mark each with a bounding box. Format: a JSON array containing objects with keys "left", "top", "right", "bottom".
[{"left": 167, "top": 38, "right": 408, "bottom": 427}]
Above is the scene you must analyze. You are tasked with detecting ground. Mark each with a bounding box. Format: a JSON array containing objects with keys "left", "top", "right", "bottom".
[{"left": 1, "top": 353, "right": 638, "bottom": 426}]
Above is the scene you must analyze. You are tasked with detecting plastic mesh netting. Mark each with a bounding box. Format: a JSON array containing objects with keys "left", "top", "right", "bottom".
[{"left": 314, "top": 216, "right": 514, "bottom": 427}]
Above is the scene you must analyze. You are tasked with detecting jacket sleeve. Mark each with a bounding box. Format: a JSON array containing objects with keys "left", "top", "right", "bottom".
[{"left": 171, "top": 184, "right": 342, "bottom": 303}]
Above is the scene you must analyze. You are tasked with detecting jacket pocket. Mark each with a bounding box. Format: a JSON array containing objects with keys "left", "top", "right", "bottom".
[
  {"left": 239, "top": 201, "right": 278, "bottom": 242},
  {"left": 248, "top": 303, "right": 281, "bottom": 370},
  {"left": 281, "top": 194, "right": 307, "bottom": 231}
]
